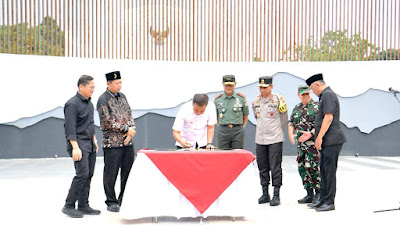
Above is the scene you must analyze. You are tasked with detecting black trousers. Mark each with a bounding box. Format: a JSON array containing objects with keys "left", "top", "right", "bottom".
[
  {"left": 65, "top": 150, "right": 96, "bottom": 209},
  {"left": 103, "top": 145, "right": 135, "bottom": 206},
  {"left": 256, "top": 142, "right": 283, "bottom": 188},
  {"left": 320, "top": 144, "right": 342, "bottom": 205}
]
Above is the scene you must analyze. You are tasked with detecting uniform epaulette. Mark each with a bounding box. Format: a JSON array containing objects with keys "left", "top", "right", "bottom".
[
  {"left": 214, "top": 93, "right": 223, "bottom": 100},
  {"left": 236, "top": 92, "right": 246, "bottom": 98}
]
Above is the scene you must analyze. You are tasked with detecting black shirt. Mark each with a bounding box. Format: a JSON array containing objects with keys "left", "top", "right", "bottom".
[
  {"left": 315, "top": 86, "right": 347, "bottom": 147},
  {"left": 64, "top": 92, "right": 95, "bottom": 152}
]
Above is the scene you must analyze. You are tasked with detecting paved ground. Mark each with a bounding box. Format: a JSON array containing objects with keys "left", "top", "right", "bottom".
[{"left": 1, "top": 156, "right": 400, "bottom": 225}]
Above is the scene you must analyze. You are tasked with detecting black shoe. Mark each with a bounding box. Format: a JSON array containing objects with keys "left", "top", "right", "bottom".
[
  {"left": 316, "top": 203, "right": 335, "bottom": 212},
  {"left": 258, "top": 194, "right": 271, "bottom": 204},
  {"left": 270, "top": 196, "right": 280, "bottom": 206},
  {"left": 298, "top": 189, "right": 314, "bottom": 204},
  {"left": 307, "top": 200, "right": 324, "bottom": 208},
  {"left": 62, "top": 207, "right": 84, "bottom": 218},
  {"left": 313, "top": 189, "right": 321, "bottom": 204},
  {"left": 107, "top": 204, "right": 120, "bottom": 212},
  {"left": 78, "top": 206, "right": 101, "bottom": 215},
  {"left": 269, "top": 187, "right": 280, "bottom": 206}
]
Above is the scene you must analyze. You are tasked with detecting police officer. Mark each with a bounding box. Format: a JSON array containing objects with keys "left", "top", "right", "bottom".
[
  {"left": 305, "top": 73, "right": 346, "bottom": 212},
  {"left": 214, "top": 75, "right": 249, "bottom": 149},
  {"left": 288, "top": 84, "right": 321, "bottom": 204},
  {"left": 252, "top": 76, "right": 288, "bottom": 206}
]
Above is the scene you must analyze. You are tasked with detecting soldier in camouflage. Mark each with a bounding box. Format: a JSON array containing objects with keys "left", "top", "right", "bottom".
[{"left": 288, "top": 84, "right": 321, "bottom": 204}]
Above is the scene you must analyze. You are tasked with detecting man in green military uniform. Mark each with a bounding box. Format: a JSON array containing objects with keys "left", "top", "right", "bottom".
[
  {"left": 214, "top": 75, "right": 249, "bottom": 149},
  {"left": 288, "top": 84, "right": 321, "bottom": 204}
]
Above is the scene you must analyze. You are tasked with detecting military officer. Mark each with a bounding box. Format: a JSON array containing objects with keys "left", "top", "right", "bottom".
[
  {"left": 214, "top": 75, "right": 249, "bottom": 149},
  {"left": 252, "top": 76, "right": 288, "bottom": 206},
  {"left": 288, "top": 84, "right": 321, "bottom": 204}
]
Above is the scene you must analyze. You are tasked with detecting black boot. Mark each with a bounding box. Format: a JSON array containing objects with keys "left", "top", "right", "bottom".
[
  {"left": 313, "top": 189, "right": 320, "bottom": 204},
  {"left": 258, "top": 186, "right": 270, "bottom": 204},
  {"left": 270, "top": 186, "right": 280, "bottom": 206},
  {"left": 298, "top": 188, "right": 314, "bottom": 204}
]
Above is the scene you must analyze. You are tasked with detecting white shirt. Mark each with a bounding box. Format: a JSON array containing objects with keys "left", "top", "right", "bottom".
[{"left": 173, "top": 101, "right": 217, "bottom": 147}]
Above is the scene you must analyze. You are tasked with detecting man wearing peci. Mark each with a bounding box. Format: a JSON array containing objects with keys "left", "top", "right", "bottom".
[
  {"left": 97, "top": 71, "right": 136, "bottom": 212},
  {"left": 305, "top": 73, "right": 346, "bottom": 212}
]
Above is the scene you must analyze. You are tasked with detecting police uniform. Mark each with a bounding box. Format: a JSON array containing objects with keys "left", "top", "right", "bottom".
[
  {"left": 252, "top": 76, "right": 288, "bottom": 206},
  {"left": 289, "top": 84, "right": 321, "bottom": 203},
  {"left": 305, "top": 73, "right": 346, "bottom": 212},
  {"left": 214, "top": 75, "right": 249, "bottom": 149}
]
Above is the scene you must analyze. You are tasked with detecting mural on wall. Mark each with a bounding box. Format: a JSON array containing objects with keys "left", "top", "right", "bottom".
[{"left": 1, "top": 54, "right": 400, "bottom": 158}]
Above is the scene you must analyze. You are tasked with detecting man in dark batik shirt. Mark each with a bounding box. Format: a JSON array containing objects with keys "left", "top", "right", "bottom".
[
  {"left": 62, "top": 75, "right": 101, "bottom": 218},
  {"left": 97, "top": 71, "right": 136, "bottom": 212}
]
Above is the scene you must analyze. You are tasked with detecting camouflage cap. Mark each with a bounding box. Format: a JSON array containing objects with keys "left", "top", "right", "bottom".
[{"left": 298, "top": 84, "right": 311, "bottom": 95}]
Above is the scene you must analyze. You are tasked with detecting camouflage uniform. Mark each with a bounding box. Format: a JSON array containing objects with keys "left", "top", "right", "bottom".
[{"left": 289, "top": 99, "right": 320, "bottom": 190}]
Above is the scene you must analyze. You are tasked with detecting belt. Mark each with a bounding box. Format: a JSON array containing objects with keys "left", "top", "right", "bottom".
[{"left": 220, "top": 124, "right": 242, "bottom": 128}]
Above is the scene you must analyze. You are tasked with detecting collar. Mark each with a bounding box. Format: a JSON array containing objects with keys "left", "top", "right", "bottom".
[
  {"left": 319, "top": 86, "right": 331, "bottom": 98},
  {"left": 106, "top": 89, "right": 120, "bottom": 98},
  {"left": 223, "top": 92, "right": 238, "bottom": 99},
  {"left": 76, "top": 92, "right": 91, "bottom": 102}
]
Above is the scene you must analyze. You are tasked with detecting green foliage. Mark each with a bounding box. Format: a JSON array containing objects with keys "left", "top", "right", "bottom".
[
  {"left": 374, "top": 49, "right": 400, "bottom": 60},
  {"left": 283, "top": 30, "right": 387, "bottom": 61},
  {"left": 0, "top": 16, "right": 65, "bottom": 56}
]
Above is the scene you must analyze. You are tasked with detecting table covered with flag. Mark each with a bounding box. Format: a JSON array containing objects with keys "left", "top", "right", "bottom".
[{"left": 120, "top": 149, "right": 259, "bottom": 220}]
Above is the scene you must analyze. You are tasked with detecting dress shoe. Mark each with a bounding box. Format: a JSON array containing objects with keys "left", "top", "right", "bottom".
[
  {"left": 312, "top": 189, "right": 321, "bottom": 204},
  {"left": 307, "top": 200, "right": 323, "bottom": 208},
  {"left": 258, "top": 193, "right": 270, "bottom": 204},
  {"left": 107, "top": 204, "right": 120, "bottom": 212},
  {"left": 78, "top": 206, "right": 101, "bottom": 215},
  {"left": 62, "top": 206, "right": 84, "bottom": 218},
  {"left": 316, "top": 203, "right": 335, "bottom": 212}
]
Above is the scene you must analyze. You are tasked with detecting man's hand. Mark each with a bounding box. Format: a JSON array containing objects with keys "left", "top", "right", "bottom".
[
  {"left": 126, "top": 127, "right": 136, "bottom": 138},
  {"left": 298, "top": 131, "right": 312, "bottom": 143},
  {"left": 288, "top": 134, "right": 296, "bottom": 145},
  {"left": 72, "top": 148, "right": 82, "bottom": 161},
  {"left": 206, "top": 143, "right": 216, "bottom": 151},
  {"left": 315, "top": 136, "right": 323, "bottom": 150},
  {"left": 182, "top": 140, "right": 192, "bottom": 148},
  {"left": 94, "top": 141, "right": 99, "bottom": 153}
]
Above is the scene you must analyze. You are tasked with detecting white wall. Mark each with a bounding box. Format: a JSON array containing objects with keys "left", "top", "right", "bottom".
[{"left": 1, "top": 53, "right": 399, "bottom": 124}]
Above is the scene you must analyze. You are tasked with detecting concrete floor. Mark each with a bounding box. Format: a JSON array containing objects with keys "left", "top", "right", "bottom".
[{"left": 1, "top": 156, "right": 400, "bottom": 225}]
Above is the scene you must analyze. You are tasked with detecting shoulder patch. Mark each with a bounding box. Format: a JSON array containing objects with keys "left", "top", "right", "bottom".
[
  {"left": 214, "top": 93, "right": 223, "bottom": 100},
  {"left": 278, "top": 95, "right": 288, "bottom": 113}
]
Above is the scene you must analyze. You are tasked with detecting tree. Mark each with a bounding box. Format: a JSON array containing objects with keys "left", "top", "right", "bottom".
[
  {"left": 374, "top": 49, "right": 400, "bottom": 60},
  {"left": 0, "top": 16, "right": 65, "bottom": 56},
  {"left": 283, "top": 30, "right": 381, "bottom": 61}
]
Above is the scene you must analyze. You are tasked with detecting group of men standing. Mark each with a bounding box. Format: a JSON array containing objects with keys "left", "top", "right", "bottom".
[
  {"left": 172, "top": 73, "right": 346, "bottom": 212},
  {"left": 62, "top": 71, "right": 346, "bottom": 218},
  {"left": 62, "top": 71, "right": 135, "bottom": 218}
]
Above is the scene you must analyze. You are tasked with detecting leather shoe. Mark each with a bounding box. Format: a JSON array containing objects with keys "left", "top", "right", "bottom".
[
  {"left": 307, "top": 200, "right": 323, "bottom": 208},
  {"left": 78, "top": 206, "right": 101, "bottom": 215},
  {"left": 62, "top": 207, "right": 84, "bottom": 218},
  {"left": 316, "top": 203, "right": 335, "bottom": 212},
  {"left": 107, "top": 204, "right": 120, "bottom": 212}
]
